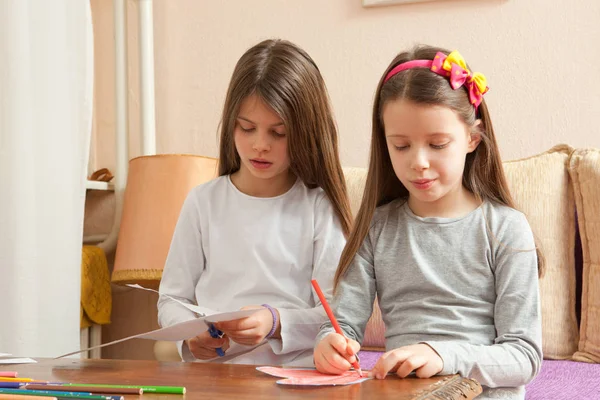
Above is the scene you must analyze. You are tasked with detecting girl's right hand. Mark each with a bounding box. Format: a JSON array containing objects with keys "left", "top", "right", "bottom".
[
  {"left": 186, "top": 330, "right": 230, "bottom": 360},
  {"left": 314, "top": 333, "right": 361, "bottom": 375}
]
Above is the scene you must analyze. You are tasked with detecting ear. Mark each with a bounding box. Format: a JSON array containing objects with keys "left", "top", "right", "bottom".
[{"left": 467, "top": 119, "right": 482, "bottom": 153}]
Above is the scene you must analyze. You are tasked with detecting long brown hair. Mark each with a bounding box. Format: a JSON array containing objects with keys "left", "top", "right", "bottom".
[
  {"left": 334, "top": 45, "right": 544, "bottom": 288},
  {"left": 217, "top": 39, "right": 351, "bottom": 236}
]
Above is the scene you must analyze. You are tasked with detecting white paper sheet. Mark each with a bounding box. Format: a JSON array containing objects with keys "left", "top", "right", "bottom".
[
  {"left": 55, "top": 308, "right": 260, "bottom": 359},
  {"left": 0, "top": 358, "right": 37, "bottom": 364},
  {"left": 126, "top": 284, "right": 216, "bottom": 316}
]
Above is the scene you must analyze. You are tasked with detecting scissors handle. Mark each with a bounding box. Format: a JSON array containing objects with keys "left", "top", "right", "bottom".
[{"left": 208, "top": 324, "right": 226, "bottom": 357}]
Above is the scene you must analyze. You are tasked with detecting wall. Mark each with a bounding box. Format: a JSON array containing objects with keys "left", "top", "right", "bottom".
[
  {"left": 92, "top": 0, "right": 600, "bottom": 172},
  {"left": 89, "top": 0, "right": 600, "bottom": 359}
]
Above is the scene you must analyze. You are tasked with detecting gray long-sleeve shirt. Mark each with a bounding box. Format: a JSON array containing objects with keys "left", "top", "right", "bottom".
[{"left": 318, "top": 199, "right": 542, "bottom": 399}]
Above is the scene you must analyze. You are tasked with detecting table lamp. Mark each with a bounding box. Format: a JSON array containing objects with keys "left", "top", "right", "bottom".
[{"left": 111, "top": 154, "right": 218, "bottom": 289}]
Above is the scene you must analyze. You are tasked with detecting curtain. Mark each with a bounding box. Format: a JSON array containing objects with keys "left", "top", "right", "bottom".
[{"left": 0, "top": 0, "right": 94, "bottom": 357}]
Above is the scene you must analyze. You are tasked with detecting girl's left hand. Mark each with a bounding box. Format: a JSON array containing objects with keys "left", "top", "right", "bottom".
[
  {"left": 213, "top": 305, "right": 280, "bottom": 346},
  {"left": 369, "top": 344, "right": 443, "bottom": 380}
]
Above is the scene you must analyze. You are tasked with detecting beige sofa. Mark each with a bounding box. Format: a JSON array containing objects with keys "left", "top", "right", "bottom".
[{"left": 155, "top": 145, "right": 600, "bottom": 368}]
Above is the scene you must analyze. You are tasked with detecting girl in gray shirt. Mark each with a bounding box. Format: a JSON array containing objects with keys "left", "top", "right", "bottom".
[{"left": 314, "top": 46, "right": 543, "bottom": 400}]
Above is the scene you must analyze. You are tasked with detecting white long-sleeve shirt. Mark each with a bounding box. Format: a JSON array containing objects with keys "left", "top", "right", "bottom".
[
  {"left": 317, "top": 199, "right": 542, "bottom": 399},
  {"left": 158, "top": 175, "right": 346, "bottom": 366}
]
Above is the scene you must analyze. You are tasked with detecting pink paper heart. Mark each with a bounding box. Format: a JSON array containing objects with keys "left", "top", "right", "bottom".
[{"left": 257, "top": 366, "right": 369, "bottom": 386}]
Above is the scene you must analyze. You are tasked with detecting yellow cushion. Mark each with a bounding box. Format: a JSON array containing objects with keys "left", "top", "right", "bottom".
[
  {"left": 569, "top": 149, "right": 600, "bottom": 363},
  {"left": 343, "top": 145, "right": 580, "bottom": 359},
  {"left": 81, "top": 245, "right": 112, "bottom": 328}
]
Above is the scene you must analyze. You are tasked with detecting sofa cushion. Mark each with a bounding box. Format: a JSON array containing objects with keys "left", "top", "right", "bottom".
[
  {"left": 569, "top": 148, "right": 600, "bottom": 363},
  {"left": 503, "top": 144, "right": 579, "bottom": 359},
  {"left": 343, "top": 167, "right": 368, "bottom": 217},
  {"left": 344, "top": 145, "right": 580, "bottom": 359}
]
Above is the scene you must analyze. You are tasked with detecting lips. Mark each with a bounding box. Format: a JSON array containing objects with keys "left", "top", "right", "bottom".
[
  {"left": 250, "top": 159, "right": 273, "bottom": 170},
  {"left": 410, "top": 178, "right": 435, "bottom": 190}
]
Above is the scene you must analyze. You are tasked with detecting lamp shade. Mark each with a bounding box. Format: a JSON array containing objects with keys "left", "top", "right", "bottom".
[{"left": 111, "top": 154, "right": 218, "bottom": 289}]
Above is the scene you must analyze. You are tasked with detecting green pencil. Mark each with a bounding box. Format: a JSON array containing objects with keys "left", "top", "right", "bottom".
[{"left": 63, "top": 383, "right": 186, "bottom": 394}]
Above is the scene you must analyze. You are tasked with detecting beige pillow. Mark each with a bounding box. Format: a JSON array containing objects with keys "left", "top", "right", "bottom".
[
  {"left": 569, "top": 148, "right": 600, "bottom": 363},
  {"left": 343, "top": 167, "right": 368, "bottom": 218},
  {"left": 343, "top": 145, "right": 580, "bottom": 358},
  {"left": 503, "top": 145, "right": 579, "bottom": 359}
]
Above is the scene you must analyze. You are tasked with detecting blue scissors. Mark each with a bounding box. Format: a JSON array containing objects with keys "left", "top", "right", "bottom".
[{"left": 208, "top": 323, "right": 226, "bottom": 357}]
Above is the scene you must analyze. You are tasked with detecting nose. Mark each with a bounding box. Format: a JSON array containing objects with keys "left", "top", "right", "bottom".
[
  {"left": 410, "top": 148, "right": 429, "bottom": 171},
  {"left": 252, "top": 131, "right": 271, "bottom": 153}
]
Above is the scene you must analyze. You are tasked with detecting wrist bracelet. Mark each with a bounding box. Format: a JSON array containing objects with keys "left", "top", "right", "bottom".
[{"left": 262, "top": 304, "right": 278, "bottom": 339}]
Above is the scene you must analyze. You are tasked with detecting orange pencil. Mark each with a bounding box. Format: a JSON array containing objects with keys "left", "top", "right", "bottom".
[
  {"left": 0, "top": 395, "right": 57, "bottom": 400},
  {"left": 311, "top": 279, "right": 362, "bottom": 377},
  {"left": 0, "top": 373, "right": 17, "bottom": 378}
]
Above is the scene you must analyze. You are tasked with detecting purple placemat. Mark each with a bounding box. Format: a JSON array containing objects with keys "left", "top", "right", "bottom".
[
  {"left": 525, "top": 360, "right": 600, "bottom": 399},
  {"left": 358, "top": 352, "right": 600, "bottom": 399}
]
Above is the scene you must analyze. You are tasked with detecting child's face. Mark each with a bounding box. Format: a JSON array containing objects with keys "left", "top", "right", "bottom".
[
  {"left": 382, "top": 99, "right": 480, "bottom": 216},
  {"left": 233, "top": 94, "right": 291, "bottom": 182}
]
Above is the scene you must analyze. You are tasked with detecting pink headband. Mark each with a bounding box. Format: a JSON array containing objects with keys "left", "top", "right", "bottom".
[{"left": 383, "top": 51, "right": 489, "bottom": 109}]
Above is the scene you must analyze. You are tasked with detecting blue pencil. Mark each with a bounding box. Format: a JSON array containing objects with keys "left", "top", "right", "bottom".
[
  {"left": 0, "top": 382, "right": 56, "bottom": 388},
  {"left": 0, "top": 382, "right": 22, "bottom": 388}
]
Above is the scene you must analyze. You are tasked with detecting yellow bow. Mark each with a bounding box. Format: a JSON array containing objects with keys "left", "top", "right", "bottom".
[
  {"left": 442, "top": 51, "right": 468, "bottom": 73},
  {"left": 442, "top": 50, "right": 488, "bottom": 94},
  {"left": 470, "top": 72, "right": 488, "bottom": 95}
]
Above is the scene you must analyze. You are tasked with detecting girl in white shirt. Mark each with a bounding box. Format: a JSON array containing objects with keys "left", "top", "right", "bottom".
[{"left": 158, "top": 39, "right": 351, "bottom": 366}]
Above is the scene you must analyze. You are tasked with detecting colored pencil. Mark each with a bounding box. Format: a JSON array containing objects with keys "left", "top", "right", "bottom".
[
  {"left": 0, "top": 373, "right": 17, "bottom": 378},
  {"left": 63, "top": 383, "right": 185, "bottom": 394},
  {"left": 311, "top": 279, "right": 363, "bottom": 376},
  {"left": 25, "top": 386, "right": 142, "bottom": 395},
  {"left": 0, "top": 394, "right": 57, "bottom": 400},
  {"left": 0, "top": 383, "right": 22, "bottom": 389},
  {"left": 1, "top": 383, "right": 55, "bottom": 388},
  {"left": 0, "top": 389, "right": 120, "bottom": 400},
  {"left": 0, "top": 382, "right": 47, "bottom": 386},
  {"left": 0, "top": 379, "right": 36, "bottom": 383}
]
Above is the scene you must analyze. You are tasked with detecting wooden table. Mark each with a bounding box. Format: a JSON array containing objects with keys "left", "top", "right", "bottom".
[{"left": 8, "top": 358, "right": 481, "bottom": 399}]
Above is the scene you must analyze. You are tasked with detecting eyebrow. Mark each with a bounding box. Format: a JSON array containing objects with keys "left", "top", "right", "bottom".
[
  {"left": 237, "top": 116, "right": 284, "bottom": 127},
  {"left": 386, "top": 133, "right": 452, "bottom": 138}
]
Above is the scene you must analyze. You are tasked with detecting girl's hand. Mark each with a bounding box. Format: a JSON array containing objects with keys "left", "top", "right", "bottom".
[
  {"left": 186, "top": 330, "right": 230, "bottom": 360},
  {"left": 213, "top": 305, "right": 279, "bottom": 346},
  {"left": 369, "top": 344, "right": 443, "bottom": 380},
  {"left": 314, "top": 333, "right": 361, "bottom": 375}
]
